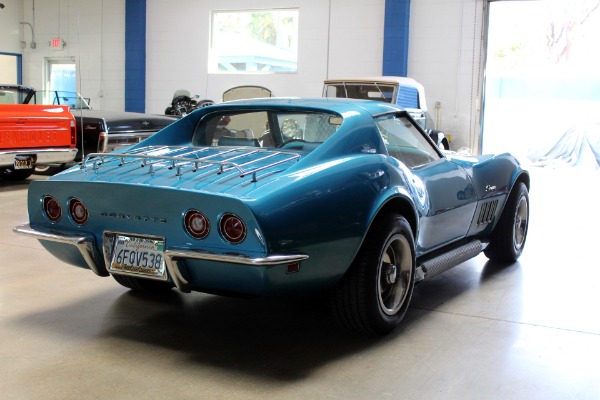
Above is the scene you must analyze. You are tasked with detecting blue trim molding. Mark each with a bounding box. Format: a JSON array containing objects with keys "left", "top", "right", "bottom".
[
  {"left": 383, "top": 0, "right": 411, "bottom": 77},
  {"left": 125, "top": 0, "right": 146, "bottom": 112}
]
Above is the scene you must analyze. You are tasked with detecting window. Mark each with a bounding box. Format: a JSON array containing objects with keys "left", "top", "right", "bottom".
[
  {"left": 29, "top": 90, "right": 90, "bottom": 110},
  {"left": 323, "top": 83, "right": 396, "bottom": 103},
  {"left": 375, "top": 114, "right": 441, "bottom": 168},
  {"left": 0, "top": 85, "right": 32, "bottom": 104},
  {"left": 210, "top": 9, "right": 299, "bottom": 73},
  {"left": 0, "top": 53, "right": 21, "bottom": 85},
  {"left": 45, "top": 58, "right": 77, "bottom": 93},
  {"left": 192, "top": 110, "right": 341, "bottom": 151}
]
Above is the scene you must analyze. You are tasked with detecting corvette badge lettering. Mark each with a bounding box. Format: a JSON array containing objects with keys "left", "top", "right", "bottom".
[{"left": 100, "top": 211, "right": 167, "bottom": 224}]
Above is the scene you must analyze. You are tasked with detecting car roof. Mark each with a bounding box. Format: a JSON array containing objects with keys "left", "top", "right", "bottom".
[
  {"left": 216, "top": 97, "right": 406, "bottom": 116},
  {"left": 323, "top": 76, "right": 423, "bottom": 87}
]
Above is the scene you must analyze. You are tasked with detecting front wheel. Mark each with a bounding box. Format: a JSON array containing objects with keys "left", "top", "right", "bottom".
[
  {"left": 331, "top": 214, "right": 416, "bottom": 334},
  {"left": 484, "top": 182, "right": 529, "bottom": 262}
]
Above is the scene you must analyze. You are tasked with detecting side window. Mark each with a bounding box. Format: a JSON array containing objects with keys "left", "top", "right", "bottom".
[
  {"left": 396, "top": 85, "right": 420, "bottom": 109},
  {"left": 375, "top": 114, "right": 441, "bottom": 168}
]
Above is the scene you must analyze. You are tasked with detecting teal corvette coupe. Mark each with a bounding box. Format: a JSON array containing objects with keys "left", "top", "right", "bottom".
[{"left": 15, "top": 98, "right": 530, "bottom": 334}]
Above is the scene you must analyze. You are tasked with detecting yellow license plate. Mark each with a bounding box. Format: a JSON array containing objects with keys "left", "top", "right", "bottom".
[{"left": 14, "top": 156, "right": 33, "bottom": 170}]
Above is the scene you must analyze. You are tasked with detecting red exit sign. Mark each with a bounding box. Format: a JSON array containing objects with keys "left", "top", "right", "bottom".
[{"left": 50, "top": 38, "right": 64, "bottom": 49}]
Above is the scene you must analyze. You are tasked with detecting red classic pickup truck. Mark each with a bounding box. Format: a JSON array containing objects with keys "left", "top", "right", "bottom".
[{"left": 0, "top": 96, "right": 78, "bottom": 180}]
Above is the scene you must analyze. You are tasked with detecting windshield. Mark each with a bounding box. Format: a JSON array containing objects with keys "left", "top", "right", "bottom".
[
  {"left": 0, "top": 86, "right": 34, "bottom": 104},
  {"left": 192, "top": 110, "right": 342, "bottom": 151},
  {"left": 28, "top": 90, "right": 91, "bottom": 110}
]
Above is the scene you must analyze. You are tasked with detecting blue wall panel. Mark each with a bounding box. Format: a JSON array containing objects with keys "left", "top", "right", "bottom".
[
  {"left": 125, "top": 0, "right": 146, "bottom": 112},
  {"left": 383, "top": 0, "right": 411, "bottom": 77}
]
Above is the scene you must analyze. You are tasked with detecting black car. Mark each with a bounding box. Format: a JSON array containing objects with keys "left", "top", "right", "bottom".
[{"left": 27, "top": 90, "right": 177, "bottom": 161}]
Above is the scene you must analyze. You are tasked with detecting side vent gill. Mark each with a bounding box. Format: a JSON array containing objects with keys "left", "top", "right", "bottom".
[{"left": 477, "top": 200, "right": 498, "bottom": 226}]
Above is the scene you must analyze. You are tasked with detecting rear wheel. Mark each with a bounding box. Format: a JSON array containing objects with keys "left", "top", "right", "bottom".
[
  {"left": 331, "top": 214, "right": 416, "bottom": 334},
  {"left": 112, "top": 274, "right": 174, "bottom": 293},
  {"left": 484, "top": 182, "right": 529, "bottom": 262},
  {"left": 0, "top": 167, "right": 33, "bottom": 181},
  {"left": 34, "top": 164, "right": 66, "bottom": 176}
]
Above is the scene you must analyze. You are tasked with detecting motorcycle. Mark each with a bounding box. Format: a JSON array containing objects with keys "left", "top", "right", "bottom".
[{"left": 164, "top": 90, "right": 214, "bottom": 117}]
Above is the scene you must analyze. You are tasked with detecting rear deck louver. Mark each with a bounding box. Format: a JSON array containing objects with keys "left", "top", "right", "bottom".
[{"left": 477, "top": 200, "right": 498, "bottom": 226}]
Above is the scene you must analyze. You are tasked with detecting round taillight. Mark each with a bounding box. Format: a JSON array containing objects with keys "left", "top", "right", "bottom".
[
  {"left": 219, "top": 213, "right": 246, "bottom": 244},
  {"left": 184, "top": 209, "right": 210, "bottom": 239},
  {"left": 43, "top": 196, "right": 62, "bottom": 222},
  {"left": 68, "top": 198, "right": 89, "bottom": 225}
]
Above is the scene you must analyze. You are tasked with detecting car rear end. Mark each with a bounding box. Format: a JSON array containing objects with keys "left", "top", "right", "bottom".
[
  {"left": 16, "top": 145, "right": 308, "bottom": 296},
  {"left": 93, "top": 111, "right": 177, "bottom": 154},
  {"left": 0, "top": 104, "right": 77, "bottom": 173},
  {"left": 71, "top": 110, "right": 176, "bottom": 161}
]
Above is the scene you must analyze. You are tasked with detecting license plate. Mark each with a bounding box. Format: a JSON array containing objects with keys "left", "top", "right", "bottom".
[
  {"left": 14, "top": 156, "right": 33, "bottom": 170},
  {"left": 109, "top": 234, "right": 167, "bottom": 280}
]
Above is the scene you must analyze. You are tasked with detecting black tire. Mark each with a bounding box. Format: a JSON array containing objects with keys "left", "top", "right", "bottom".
[
  {"left": 196, "top": 99, "right": 214, "bottom": 108},
  {"left": 34, "top": 164, "right": 66, "bottom": 176},
  {"left": 429, "top": 130, "right": 450, "bottom": 150},
  {"left": 440, "top": 137, "right": 450, "bottom": 151},
  {"left": 331, "top": 214, "right": 416, "bottom": 334},
  {"left": 0, "top": 167, "right": 33, "bottom": 181},
  {"left": 484, "top": 182, "right": 529, "bottom": 263},
  {"left": 112, "top": 274, "right": 174, "bottom": 293}
]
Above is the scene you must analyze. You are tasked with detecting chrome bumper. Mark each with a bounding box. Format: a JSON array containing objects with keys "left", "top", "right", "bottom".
[
  {"left": 97, "top": 131, "right": 156, "bottom": 154},
  {"left": 13, "top": 224, "right": 309, "bottom": 293},
  {"left": 0, "top": 148, "right": 78, "bottom": 167}
]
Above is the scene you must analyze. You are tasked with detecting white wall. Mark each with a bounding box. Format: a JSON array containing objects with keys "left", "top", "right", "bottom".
[
  {"left": 408, "top": 0, "right": 486, "bottom": 152},
  {"left": 18, "top": 0, "right": 125, "bottom": 111},
  {"left": 145, "top": 0, "right": 386, "bottom": 113},
  {"left": 0, "top": 0, "right": 485, "bottom": 152},
  {"left": 0, "top": 0, "right": 23, "bottom": 54}
]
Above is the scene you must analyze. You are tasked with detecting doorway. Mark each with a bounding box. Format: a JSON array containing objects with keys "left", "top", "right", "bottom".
[{"left": 482, "top": 0, "right": 600, "bottom": 168}]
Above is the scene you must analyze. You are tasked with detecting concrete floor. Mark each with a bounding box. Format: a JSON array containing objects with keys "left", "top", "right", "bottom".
[{"left": 1, "top": 166, "right": 599, "bottom": 400}]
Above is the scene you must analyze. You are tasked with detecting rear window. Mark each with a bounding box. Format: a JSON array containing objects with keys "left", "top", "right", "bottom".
[
  {"left": 323, "top": 83, "right": 395, "bottom": 103},
  {"left": 192, "top": 110, "right": 342, "bottom": 151}
]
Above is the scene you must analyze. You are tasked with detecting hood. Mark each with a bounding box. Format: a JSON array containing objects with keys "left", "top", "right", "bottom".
[{"left": 72, "top": 110, "right": 177, "bottom": 133}]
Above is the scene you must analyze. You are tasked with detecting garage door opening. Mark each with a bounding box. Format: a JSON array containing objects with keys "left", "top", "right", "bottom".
[{"left": 482, "top": 0, "right": 600, "bottom": 169}]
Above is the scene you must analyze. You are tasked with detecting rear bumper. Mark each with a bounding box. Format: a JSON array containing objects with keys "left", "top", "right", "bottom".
[
  {"left": 0, "top": 148, "right": 78, "bottom": 167},
  {"left": 13, "top": 223, "right": 309, "bottom": 294}
]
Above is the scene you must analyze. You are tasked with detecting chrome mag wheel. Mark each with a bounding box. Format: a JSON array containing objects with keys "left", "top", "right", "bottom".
[{"left": 378, "top": 234, "right": 413, "bottom": 316}]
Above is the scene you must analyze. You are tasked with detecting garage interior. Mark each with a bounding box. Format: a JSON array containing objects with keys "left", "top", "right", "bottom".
[{"left": 1, "top": 0, "right": 599, "bottom": 399}]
